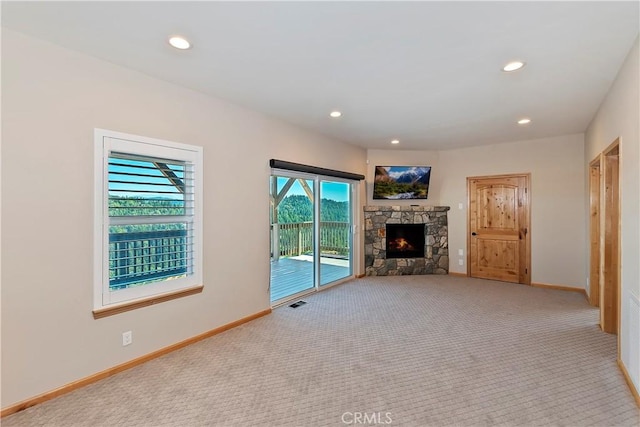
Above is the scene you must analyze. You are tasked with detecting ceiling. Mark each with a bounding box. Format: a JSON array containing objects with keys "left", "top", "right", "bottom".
[{"left": 2, "top": 1, "right": 639, "bottom": 151}]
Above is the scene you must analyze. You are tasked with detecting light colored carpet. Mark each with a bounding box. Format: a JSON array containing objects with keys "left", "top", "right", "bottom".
[{"left": 4, "top": 275, "right": 639, "bottom": 426}]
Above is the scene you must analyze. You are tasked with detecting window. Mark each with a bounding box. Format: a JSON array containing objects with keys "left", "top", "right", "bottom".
[{"left": 94, "top": 129, "right": 203, "bottom": 317}]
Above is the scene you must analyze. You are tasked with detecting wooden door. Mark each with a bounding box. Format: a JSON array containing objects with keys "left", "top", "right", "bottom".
[
  {"left": 601, "top": 141, "right": 620, "bottom": 335},
  {"left": 468, "top": 174, "right": 530, "bottom": 284}
]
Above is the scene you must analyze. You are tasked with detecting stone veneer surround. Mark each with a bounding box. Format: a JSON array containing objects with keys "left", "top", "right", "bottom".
[{"left": 364, "top": 206, "right": 450, "bottom": 276}]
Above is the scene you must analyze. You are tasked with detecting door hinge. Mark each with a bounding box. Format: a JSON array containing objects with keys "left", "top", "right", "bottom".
[{"left": 525, "top": 268, "right": 528, "bottom": 274}]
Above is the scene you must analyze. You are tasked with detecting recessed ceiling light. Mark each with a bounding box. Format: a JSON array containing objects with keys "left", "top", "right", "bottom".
[
  {"left": 169, "top": 36, "right": 191, "bottom": 50},
  {"left": 329, "top": 111, "right": 342, "bottom": 118},
  {"left": 502, "top": 61, "right": 525, "bottom": 72},
  {"left": 391, "top": 139, "right": 400, "bottom": 144},
  {"left": 517, "top": 118, "right": 532, "bottom": 125}
]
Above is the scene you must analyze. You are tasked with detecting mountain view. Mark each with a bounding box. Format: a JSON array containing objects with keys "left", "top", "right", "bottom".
[{"left": 373, "top": 166, "right": 431, "bottom": 199}]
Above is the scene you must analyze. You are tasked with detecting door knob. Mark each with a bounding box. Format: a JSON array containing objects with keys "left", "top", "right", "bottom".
[{"left": 471, "top": 232, "right": 477, "bottom": 236}]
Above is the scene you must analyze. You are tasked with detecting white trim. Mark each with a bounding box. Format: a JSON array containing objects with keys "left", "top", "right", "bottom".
[
  {"left": 95, "top": 128, "right": 199, "bottom": 154},
  {"left": 351, "top": 180, "right": 359, "bottom": 276},
  {"left": 93, "top": 131, "right": 106, "bottom": 310},
  {"left": 93, "top": 129, "right": 203, "bottom": 312}
]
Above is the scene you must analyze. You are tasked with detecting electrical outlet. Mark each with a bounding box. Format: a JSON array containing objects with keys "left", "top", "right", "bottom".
[
  {"left": 122, "top": 331, "right": 132, "bottom": 346},
  {"left": 458, "top": 259, "right": 464, "bottom": 266},
  {"left": 458, "top": 203, "right": 464, "bottom": 210},
  {"left": 458, "top": 249, "right": 464, "bottom": 256}
]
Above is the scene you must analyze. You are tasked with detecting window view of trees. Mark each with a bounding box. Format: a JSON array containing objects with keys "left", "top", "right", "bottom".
[
  {"left": 109, "top": 197, "right": 184, "bottom": 217},
  {"left": 277, "top": 195, "right": 349, "bottom": 223}
]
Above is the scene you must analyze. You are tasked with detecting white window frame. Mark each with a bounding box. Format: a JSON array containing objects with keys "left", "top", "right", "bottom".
[{"left": 93, "top": 129, "right": 203, "bottom": 314}]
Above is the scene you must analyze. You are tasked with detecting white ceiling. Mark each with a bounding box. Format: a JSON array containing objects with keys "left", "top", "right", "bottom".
[{"left": 2, "top": 1, "right": 639, "bottom": 150}]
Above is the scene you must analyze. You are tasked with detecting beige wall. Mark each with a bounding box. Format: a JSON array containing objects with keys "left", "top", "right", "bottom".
[
  {"left": 367, "top": 134, "right": 587, "bottom": 288},
  {"left": 1, "top": 29, "right": 366, "bottom": 407},
  {"left": 440, "top": 134, "right": 586, "bottom": 287},
  {"left": 585, "top": 37, "right": 639, "bottom": 392}
]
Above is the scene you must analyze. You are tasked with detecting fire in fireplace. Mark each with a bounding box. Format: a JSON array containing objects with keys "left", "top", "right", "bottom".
[{"left": 386, "top": 224, "right": 425, "bottom": 259}]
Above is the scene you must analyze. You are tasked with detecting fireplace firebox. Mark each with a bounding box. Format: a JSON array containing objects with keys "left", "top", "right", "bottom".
[{"left": 386, "top": 224, "right": 425, "bottom": 259}]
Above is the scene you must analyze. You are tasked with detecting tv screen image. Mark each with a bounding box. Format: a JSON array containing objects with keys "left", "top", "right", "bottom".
[{"left": 373, "top": 166, "right": 431, "bottom": 200}]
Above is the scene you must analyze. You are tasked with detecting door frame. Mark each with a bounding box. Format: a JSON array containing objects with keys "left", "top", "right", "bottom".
[
  {"left": 466, "top": 173, "right": 531, "bottom": 285},
  {"left": 600, "top": 139, "right": 621, "bottom": 338}
]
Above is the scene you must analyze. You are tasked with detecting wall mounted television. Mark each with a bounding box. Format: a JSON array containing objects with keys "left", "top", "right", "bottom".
[{"left": 373, "top": 166, "right": 431, "bottom": 200}]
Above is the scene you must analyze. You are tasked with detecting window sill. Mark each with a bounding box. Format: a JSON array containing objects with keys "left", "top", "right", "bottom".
[{"left": 92, "top": 285, "right": 203, "bottom": 319}]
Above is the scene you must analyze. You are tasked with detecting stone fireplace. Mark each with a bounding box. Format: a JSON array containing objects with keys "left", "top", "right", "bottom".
[{"left": 364, "top": 206, "right": 450, "bottom": 276}]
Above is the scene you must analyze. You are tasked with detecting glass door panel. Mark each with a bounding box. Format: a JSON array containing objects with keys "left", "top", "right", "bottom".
[
  {"left": 319, "top": 180, "right": 352, "bottom": 286},
  {"left": 270, "top": 175, "right": 316, "bottom": 302}
]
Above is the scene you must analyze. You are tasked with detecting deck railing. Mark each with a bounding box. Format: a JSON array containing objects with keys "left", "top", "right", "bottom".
[
  {"left": 109, "top": 229, "right": 188, "bottom": 290},
  {"left": 271, "top": 221, "right": 350, "bottom": 259}
]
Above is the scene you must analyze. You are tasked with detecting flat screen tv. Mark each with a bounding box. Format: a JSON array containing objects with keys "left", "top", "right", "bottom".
[{"left": 373, "top": 166, "right": 431, "bottom": 200}]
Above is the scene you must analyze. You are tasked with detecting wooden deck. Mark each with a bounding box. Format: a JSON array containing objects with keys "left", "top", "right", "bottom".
[{"left": 270, "top": 256, "right": 351, "bottom": 302}]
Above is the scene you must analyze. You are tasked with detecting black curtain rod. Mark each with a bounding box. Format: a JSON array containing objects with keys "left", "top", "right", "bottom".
[{"left": 270, "top": 159, "right": 365, "bottom": 181}]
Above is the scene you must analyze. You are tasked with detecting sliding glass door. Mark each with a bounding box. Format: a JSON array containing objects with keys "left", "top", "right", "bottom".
[
  {"left": 270, "top": 172, "right": 354, "bottom": 304},
  {"left": 270, "top": 173, "right": 315, "bottom": 302},
  {"left": 319, "top": 180, "right": 352, "bottom": 286}
]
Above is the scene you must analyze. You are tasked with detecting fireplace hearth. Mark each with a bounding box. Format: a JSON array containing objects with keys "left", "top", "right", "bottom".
[{"left": 386, "top": 224, "right": 425, "bottom": 259}]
